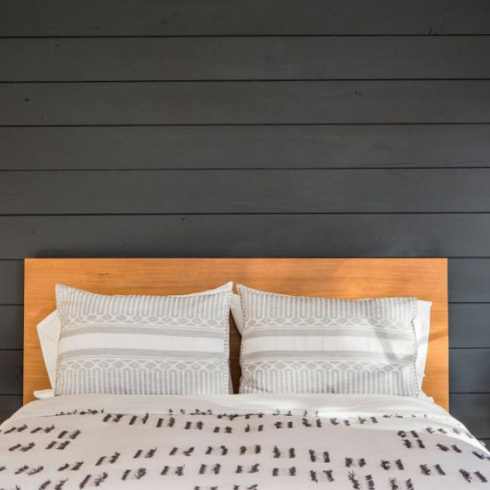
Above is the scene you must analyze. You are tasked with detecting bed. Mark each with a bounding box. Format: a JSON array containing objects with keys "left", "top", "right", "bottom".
[{"left": 0, "top": 258, "right": 487, "bottom": 489}]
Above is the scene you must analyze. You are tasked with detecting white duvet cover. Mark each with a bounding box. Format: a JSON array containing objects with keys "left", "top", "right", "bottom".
[{"left": 0, "top": 394, "right": 488, "bottom": 489}]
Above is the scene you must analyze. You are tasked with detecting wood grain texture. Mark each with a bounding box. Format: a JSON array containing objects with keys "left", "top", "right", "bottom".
[
  {"left": 2, "top": 215, "right": 490, "bottom": 261},
  {"left": 3, "top": 37, "right": 490, "bottom": 81},
  {"left": 1, "top": 169, "right": 490, "bottom": 214},
  {"left": 2, "top": 81, "right": 490, "bottom": 126},
  {"left": 1, "top": 125, "right": 490, "bottom": 171},
  {"left": 23, "top": 258, "right": 449, "bottom": 407},
  {"left": 2, "top": 0, "right": 489, "bottom": 36},
  {"left": 0, "top": 258, "right": 487, "bottom": 306}
]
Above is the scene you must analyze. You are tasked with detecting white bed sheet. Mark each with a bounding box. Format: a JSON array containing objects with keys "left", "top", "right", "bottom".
[{"left": 1, "top": 394, "right": 488, "bottom": 489}]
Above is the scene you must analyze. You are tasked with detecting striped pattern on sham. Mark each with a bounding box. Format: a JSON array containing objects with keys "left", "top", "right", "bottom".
[
  {"left": 55, "top": 284, "right": 232, "bottom": 396},
  {"left": 237, "top": 285, "right": 419, "bottom": 397}
]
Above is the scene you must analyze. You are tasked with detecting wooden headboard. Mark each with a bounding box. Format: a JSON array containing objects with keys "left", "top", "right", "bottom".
[{"left": 24, "top": 258, "right": 448, "bottom": 407}]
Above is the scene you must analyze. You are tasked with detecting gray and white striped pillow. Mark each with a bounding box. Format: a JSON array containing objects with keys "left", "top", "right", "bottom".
[
  {"left": 55, "top": 284, "right": 233, "bottom": 396},
  {"left": 238, "top": 285, "right": 419, "bottom": 397}
]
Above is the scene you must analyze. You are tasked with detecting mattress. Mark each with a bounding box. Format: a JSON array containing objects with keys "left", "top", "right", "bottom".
[{"left": 0, "top": 394, "right": 488, "bottom": 489}]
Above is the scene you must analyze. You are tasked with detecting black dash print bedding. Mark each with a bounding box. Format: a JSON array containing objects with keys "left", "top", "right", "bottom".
[{"left": 0, "top": 394, "right": 488, "bottom": 489}]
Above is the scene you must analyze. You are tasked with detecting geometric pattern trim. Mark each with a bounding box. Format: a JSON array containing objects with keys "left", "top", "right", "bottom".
[{"left": 57, "top": 358, "right": 227, "bottom": 395}]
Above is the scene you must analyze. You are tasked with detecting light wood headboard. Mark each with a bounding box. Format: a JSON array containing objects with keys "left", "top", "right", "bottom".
[{"left": 24, "top": 258, "right": 448, "bottom": 407}]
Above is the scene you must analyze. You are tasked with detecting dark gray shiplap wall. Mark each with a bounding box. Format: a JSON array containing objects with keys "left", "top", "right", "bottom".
[{"left": 0, "top": 0, "right": 489, "bottom": 442}]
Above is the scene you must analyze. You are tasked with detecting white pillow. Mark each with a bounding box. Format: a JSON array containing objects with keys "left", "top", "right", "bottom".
[
  {"left": 237, "top": 286, "right": 420, "bottom": 396},
  {"left": 36, "top": 292, "right": 431, "bottom": 395},
  {"left": 36, "top": 310, "right": 61, "bottom": 390},
  {"left": 37, "top": 284, "right": 236, "bottom": 393},
  {"left": 55, "top": 283, "right": 233, "bottom": 395},
  {"left": 232, "top": 295, "right": 431, "bottom": 395},
  {"left": 414, "top": 300, "right": 432, "bottom": 394}
]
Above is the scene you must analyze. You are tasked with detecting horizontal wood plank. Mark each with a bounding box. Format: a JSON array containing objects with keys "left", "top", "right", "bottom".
[
  {"left": 0, "top": 262, "right": 23, "bottom": 305},
  {"left": 2, "top": 125, "right": 490, "bottom": 170},
  {"left": 2, "top": 81, "right": 490, "bottom": 125},
  {"left": 19, "top": 167, "right": 490, "bottom": 211},
  {"left": 450, "top": 349, "right": 490, "bottom": 393},
  {"left": 0, "top": 351, "right": 22, "bottom": 395},
  {"left": 0, "top": 215, "right": 490, "bottom": 261},
  {"left": 0, "top": 255, "right": 487, "bottom": 307},
  {"left": 1, "top": 169, "right": 490, "bottom": 214},
  {"left": 449, "top": 304, "right": 490, "bottom": 348},
  {"left": 0, "top": 396, "right": 22, "bottom": 424},
  {"left": 1, "top": 215, "right": 489, "bottom": 259},
  {"left": 450, "top": 394, "right": 490, "bottom": 438},
  {"left": 3, "top": 37, "right": 490, "bottom": 81},
  {"left": 0, "top": 306, "right": 23, "bottom": 349},
  {"left": 449, "top": 259, "right": 490, "bottom": 303},
  {"left": 2, "top": 0, "right": 490, "bottom": 36}
]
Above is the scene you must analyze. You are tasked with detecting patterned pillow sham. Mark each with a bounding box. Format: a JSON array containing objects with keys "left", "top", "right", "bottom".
[
  {"left": 237, "top": 285, "right": 419, "bottom": 397},
  {"left": 55, "top": 283, "right": 233, "bottom": 396}
]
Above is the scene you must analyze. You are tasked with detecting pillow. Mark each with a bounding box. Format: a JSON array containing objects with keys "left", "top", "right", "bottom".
[
  {"left": 55, "top": 283, "right": 233, "bottom": 396},
  {"left": 38, "top": 293, "right": 430, "bottom": 394},
  {"left": 37, "top": 290, "right": 243, "bottom": 392},
  {"left": 232, "top": 296, "right": 431, "bottom": 394},
  {"left": 37, "top": 310, "right": 61, "bottom": 389},
  {"left": 33, "top": 389, "right": 55, "bottom": 400},
  {"left": 414, "top": 300, "right": 432, "bottom": 392},
  {"left": 237, "top": 285, "right": 419, "bottom": 397}
]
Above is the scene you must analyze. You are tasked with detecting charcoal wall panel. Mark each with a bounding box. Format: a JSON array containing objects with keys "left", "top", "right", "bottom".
[
  {"left": 0, "top": 0, "right": 488, "bottom": 437},
  {"left": 2, "top": 81, "right": 490, "bottom": 126},
  {"left": 3, "top": 37, "right": 490, "bottom": 81},
  {"left": 1, "top": 169, "right": 490, "bottom": 214},
  {"left": 2, "top": 125, "right": 490, "bottom": 171},
  {"left": 2, "top": 0, "right": 489, "bottom": 36}
]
